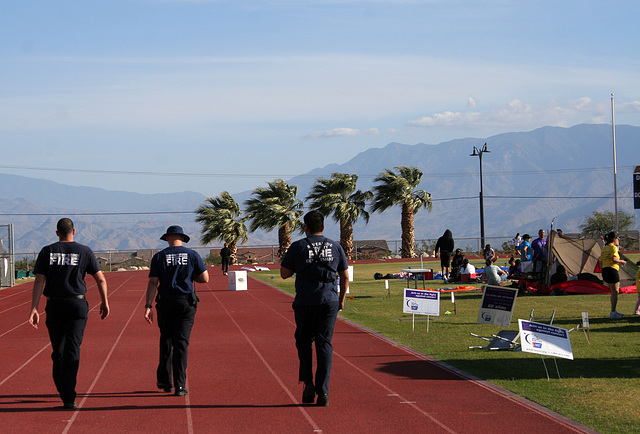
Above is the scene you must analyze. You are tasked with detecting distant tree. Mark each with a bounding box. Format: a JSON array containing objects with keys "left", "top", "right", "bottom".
[
  {"left": 370, "top": 166, "right": 432, "bottom": 258},
  {"left": 244, "top": 179, "right": 304, "bottom": 259},
  {"left": 15, "top": 257, "right": 36, "bottom": 271},
  {"left": 204, "top": 253, "right": 222, "bottom": 266},
  {"left": 501, "top": 240, "right": 515, "bottom": 255},
  {"left": 579, "top": 210, "right": 635, "bottom": 238},
  {"left": 306, "top": 173, "right": 372, "bottom": 260},
  {"left": 195, "top": 191, "right": 248, "bottom": 264}
]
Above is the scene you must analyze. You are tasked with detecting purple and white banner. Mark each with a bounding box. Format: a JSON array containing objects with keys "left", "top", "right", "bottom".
[
  {"left": 477, "top": 285, "right": 518, "bottom": 328},
  {"left": 403, "top": 289, "right": 440, "bottom": 316},
  {"left": 518, "top": 320, "right": 573, "bottom": 360}
]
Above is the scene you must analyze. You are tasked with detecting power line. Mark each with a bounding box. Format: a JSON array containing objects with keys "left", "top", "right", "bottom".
[
  {"left": 0, "top": 194, "right": 632, "bottom": 217},
  {"left": 0, "top": 164, "right": 636, "bottom": 180}
]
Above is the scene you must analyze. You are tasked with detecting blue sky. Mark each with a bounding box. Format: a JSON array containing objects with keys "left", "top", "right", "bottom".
[{"left": 1, "top": 0, "right": 639, "bottom": 197}]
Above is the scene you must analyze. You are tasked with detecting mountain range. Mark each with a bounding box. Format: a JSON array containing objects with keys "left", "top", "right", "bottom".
[{"left": 2, "top": 123, "right": 638, "bottom": 254}]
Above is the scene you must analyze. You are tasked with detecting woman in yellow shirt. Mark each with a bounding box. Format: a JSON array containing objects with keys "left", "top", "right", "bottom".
[{"left": 600, "top": 231, "right": 626, "bottom": 319}]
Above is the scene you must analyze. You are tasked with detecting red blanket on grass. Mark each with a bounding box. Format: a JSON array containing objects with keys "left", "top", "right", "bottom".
[{"left": 550, "top": 280, "right": 636, "bottom": 294}]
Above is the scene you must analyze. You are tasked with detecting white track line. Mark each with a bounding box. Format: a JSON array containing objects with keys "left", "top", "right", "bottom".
[
  {"left": 0, "top": 275, "right": 132, "bottom": 403},
  {"left": 209, "top": 288, "right": 323, "bottom": 433},
  {"left": 0, "top": 343, "right": 51, "bottom": 387},
  {"left": 0, "top": 299, "right": 30, "bottom": 315},
  {"left": 342, "top": 318, "right": 590, "bottom": 433},
  {"left": 62, "top": 275, "right": 142, "bottom": 433},
  {"left": 242, "top": 283, "right": 455, "bottom": 431},
  {"left": 0, "top": 286, "right": 31, "bottom": 301}
]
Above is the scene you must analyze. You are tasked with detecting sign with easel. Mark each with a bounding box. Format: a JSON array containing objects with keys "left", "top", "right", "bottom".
[
  {"left": 403, "top": 289, "right": 440, "bottom": 332},
  {"left": 634, "top": 166, "right": 640, "bottom": 209},
  {"left": 581, "top": 312, "right": 591, "bottom": 344},
  {"left": 477, "top": 285, "right": 518, "bottom": 327},
  {"left": 519, "top": 319, "right": 573, "bottom": 380},
  {"left": 450, "top": 291, "right": 456, "bottom": 315}
]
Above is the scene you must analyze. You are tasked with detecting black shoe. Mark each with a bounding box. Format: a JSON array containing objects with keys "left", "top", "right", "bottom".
[
  {"left": 62, "top": 401, "right": 77, "bottom": 409},
  {"left": 175, "top": 387, "right": 189, "bottom": 396},
  {"left": 302, "top": 383, "right": 315, "bottom": 404},
  {"left": 316, "top": 394, "right": 329, "bottom": 407},
  {"left": 157, "top": 382, "right": 174, "bottom": 393}
]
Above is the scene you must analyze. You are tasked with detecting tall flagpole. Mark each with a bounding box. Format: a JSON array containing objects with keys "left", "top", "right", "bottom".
[{"left": 611, "top": 93, "right": 619, "bottom": 232}]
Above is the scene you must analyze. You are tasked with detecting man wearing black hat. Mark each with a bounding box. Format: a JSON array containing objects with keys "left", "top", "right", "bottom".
[{"left": 144, "top": 225, "right": 209, "bottom": 396}]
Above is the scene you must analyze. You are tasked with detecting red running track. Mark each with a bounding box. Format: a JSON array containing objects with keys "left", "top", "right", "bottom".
[{"left": 0, "top": 268, "right": 594, "bottom": 433}]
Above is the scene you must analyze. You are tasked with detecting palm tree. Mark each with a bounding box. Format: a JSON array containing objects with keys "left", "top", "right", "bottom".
[
  {"left": 371, "top": 166, "right": 432, "bottom": 258},
  {"left": 306, "top": 173, "right": 372, "bottom": 259},
  {"left": 195, "top": 191, "right": 248, "bottom": 263},
  {"left": 244, "top": 179, "right": 304, "bottom": 259}
]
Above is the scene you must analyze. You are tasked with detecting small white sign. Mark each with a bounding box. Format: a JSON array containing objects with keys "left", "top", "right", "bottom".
[
  {"left": 403, "top": 289, "right": 440, "bottom": 316},
  {"left": 518, "top": 320, "right": 574, "bottom": 360},
  {"left": 581, "top": 312, "right": 590, "bottom": 328}
]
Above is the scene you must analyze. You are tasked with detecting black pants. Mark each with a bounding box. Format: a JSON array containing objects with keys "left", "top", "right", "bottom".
[
  {"left": 221, "top": 257, "right": 230, "bottom": 273},
  {"left": 45, "top": 297, "right": 89, "bottom": 404},
  {"left": 293, "top": 301, "right": 339, "bottom": 395},
  {"left": 156, "top": 299, "right": 196, "bottom": 389}
]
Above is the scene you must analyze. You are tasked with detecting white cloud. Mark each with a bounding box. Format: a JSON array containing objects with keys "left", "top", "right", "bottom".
[
  {"left": 405, "top": 97, "right": 640, "bottom": 131},
  {"left": 466, "top": 96, "right": 477, "bottom": 109},
  {"left": 305, "top": 127, "right": 380, "bottom": 139},
  {"left": 617, "top": 100, "right": 640, "bottom": 113}
]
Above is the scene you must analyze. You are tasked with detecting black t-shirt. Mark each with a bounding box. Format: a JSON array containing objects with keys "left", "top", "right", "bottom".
[
  {"left": 34, "top": 241, "right": 101, "bottom": 297},
  {"left": 281, "top": 235, "right": 348, "bottom": 306},
  {"left": 149, "top": 245, "right": 207, "bottom": 296}
]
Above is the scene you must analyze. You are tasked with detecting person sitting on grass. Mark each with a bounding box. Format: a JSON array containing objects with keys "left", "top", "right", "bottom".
[
  {"left": 549, "top": 264, "right": 568, "bottom": 295},
  {"left": 461, "top": 258, "right": 476, "bottom": 276},
  {"left": 507, "top": 257, "right": 522, "bottom": 280},
  {"left": 484, "top": 258, "right": 506, "bottom": 286},
  {"left": 450, "top": 248, "right": 465, "bottom": 282},
  {"left": 483, "top": 244, "right": 497, "bottom": 263}
]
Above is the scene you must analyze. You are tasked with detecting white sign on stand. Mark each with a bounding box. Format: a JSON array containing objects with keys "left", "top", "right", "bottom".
[
  {"left": 403, "top": 289, "right": 440, "bottom": 316},
  {"left": 228, "top": 270, "right": 247, "bottom": 291},
  {"left": 477, "top": 285, "right": 518, "bottom": 328},
  {"left": 403, "top": 289, "right": 440, "bottom": 332},
  {"left": 518, "top": 320, "right": 573, "bottom": 360}
]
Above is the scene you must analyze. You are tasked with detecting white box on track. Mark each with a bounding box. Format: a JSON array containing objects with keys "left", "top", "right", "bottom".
[{"left": 229, "top": 271, "right": 248, "bottom": 291}]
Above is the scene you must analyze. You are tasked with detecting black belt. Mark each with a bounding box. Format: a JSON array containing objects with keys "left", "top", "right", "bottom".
[
  {"left": 156, "top": 294, "right": 190, "bottom": 301},
  {"left": 46, "top": 294, "right": 85, "bottom": 301}
]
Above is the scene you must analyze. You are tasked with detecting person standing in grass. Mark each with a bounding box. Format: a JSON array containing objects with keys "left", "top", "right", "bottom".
[
  {"left": 28, "top": 218, "right": 110, "bottom": 409},
  {"left": 600, "top": 231, "right": 626, "bottom": 319},
  {"left": 434, "top": 229, "right": 454, "bottom": 282},
  {"left": 280, "top": 211, "right": 348, "bottom": 407},
  {"left": 633, "top": 261, "right": 640, "bottom": 316}
]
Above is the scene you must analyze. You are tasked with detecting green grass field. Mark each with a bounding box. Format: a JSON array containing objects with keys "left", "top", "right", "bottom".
[{"left": 252, "top": 254, "right": 640, "bottom": 433}]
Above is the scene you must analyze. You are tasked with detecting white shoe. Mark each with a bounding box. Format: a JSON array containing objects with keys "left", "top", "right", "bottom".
[{"left": 609, "top": 311, "right": 624, "bottom": 319}]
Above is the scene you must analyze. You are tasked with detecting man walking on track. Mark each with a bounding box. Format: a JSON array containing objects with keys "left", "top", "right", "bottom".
[
  {"left": 28, "top": 218, "right": 110, "bottom": 409},
  {"left": 280, "top": 211, "right": 349, "bottom": 407},
  {"left": 144, "top": 225, "right": 209, "bottom": 397},
  {"left": 220, "top": 242, "right": 231, "bottom": 275}
]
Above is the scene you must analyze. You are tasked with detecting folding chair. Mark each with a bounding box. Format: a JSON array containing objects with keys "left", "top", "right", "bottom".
[
  {"left": 469, "top": 330, "right": 521, "bottom": 351},
  {"left": 529, "top": 308, "right": 556, "bottom": 325}
]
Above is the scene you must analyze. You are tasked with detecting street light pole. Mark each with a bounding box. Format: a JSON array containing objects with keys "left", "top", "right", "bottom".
[{"left": 471, "top": 143, "right": 490, "bottom": 250}]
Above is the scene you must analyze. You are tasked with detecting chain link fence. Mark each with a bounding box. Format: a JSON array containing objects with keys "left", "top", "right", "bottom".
[{"left": 0, "top": 224, "right": 15, "bottom": 288}]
